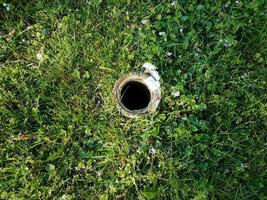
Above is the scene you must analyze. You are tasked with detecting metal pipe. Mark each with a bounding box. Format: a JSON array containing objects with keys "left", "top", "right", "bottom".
[{"left": 113, "top": 63, "right": 161, "bottom": 118}]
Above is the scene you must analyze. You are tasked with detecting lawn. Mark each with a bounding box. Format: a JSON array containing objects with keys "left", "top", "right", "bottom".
[{"left": 0, "top": 0, "right": 266, "bottom": 199}]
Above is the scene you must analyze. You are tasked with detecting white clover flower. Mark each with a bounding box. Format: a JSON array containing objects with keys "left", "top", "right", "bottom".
[
  {"left": 60, "top": 194, "right": 67, "bottom": 200},
  {"left": 240, "top": 162, "right": 248, "bottom": 168},
  {"left": 151, "top": 147, "right": 156, "bottom": 155},
  {"left": 141, "top": 19, "right": 148, "bottom": 25},
  {"left": 36, "top": 52, "right": 43, "bottom": 61},
  {"left": 220, "top": 39, "right": 231, "bottom": 47},
  {"left": 158, "top": 31, "right": 166, "bottom": 36},
  {"left": 171, "top": 91, "right": 180, "bottom": 97},
  {"left": 3, "top": 3, "right": 10, "bottom": 11},
  {"left": 236, "top": 0, "right": 240, "bottom": 4},
  {"left": 166, "top": 52, "right": 172, "bottom": 56},
  {"left": 179, "top": 28, "right": 183, "bottom": 33},
  {"left": 171, "top": 1, "right": 176, "bottom": 6},
  {"left": 196, "top": 47, "right": 201, "bottom": 52},
  {"left": 240, "top": 73, "right": 248, "bottom": 80},
  {"left": 36, "top": 48, "right": 45, "bottom": 62},
  {"left": 223, "top": 39, "right": 231, "bottom": 47}
]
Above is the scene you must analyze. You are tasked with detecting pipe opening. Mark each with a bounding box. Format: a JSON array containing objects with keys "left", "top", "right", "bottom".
[{"left": 120, "top": 81, "right": 151, "bottom": 111}]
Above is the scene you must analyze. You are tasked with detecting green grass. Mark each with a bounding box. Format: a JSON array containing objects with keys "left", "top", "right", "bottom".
[{"left": 0, "top": 0, "right": 266, "bottom": 199}]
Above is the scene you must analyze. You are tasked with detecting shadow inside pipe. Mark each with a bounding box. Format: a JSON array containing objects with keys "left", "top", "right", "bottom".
[{"left": 120, "top": 81, "right": 151, "bottom": 110}]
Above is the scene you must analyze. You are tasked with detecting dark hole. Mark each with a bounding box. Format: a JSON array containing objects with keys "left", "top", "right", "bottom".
[{"left": 121, "top": 81, "right": 151, "bottom": 110}]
